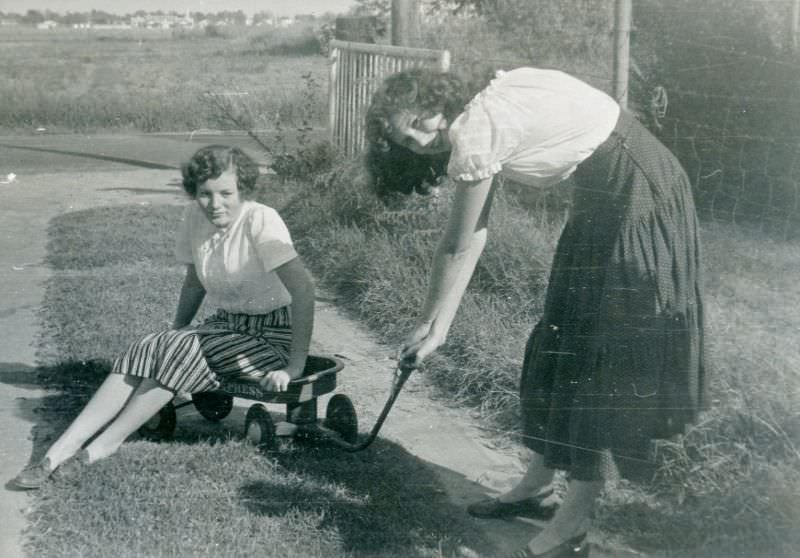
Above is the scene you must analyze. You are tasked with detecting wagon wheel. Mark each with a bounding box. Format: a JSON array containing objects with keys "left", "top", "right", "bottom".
[
  {"left": 244, "top": 404, "right": 276, "bottom": 451},
  {"left": 139, "top": 401, "right": 177, "bottom": 440},
  {"left": 193, "top": 392, "right": 234, "bottom": 422},
  {"left": 324, "top": 394, "right": 359, "bottom": 444}
]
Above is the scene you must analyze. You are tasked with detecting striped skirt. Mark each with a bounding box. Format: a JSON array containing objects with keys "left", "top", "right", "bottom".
[
  {"left": 111, "top": 308, "right": 291, "bottom": 395},
  {"left": 520, "top": 110, "right": 707, "bottom": 481}
]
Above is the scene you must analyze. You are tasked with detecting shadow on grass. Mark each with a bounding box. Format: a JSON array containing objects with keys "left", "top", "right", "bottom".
[
  {"left": 242, "top": 440, "right": 495, "bottom": 558},
  {"left": 0, "top": 142, "right": 177, "bottom": 170},
  {"left": 158, "top": 404, "right": 502, "bottom": 556},
  {"left": 0, "top": 360, "right": 109, "bottom": 476}
]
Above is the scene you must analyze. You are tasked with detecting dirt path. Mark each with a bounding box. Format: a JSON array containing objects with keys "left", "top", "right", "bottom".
[{"left": 311, "top": 296, "right": 538, "bottom": 556}]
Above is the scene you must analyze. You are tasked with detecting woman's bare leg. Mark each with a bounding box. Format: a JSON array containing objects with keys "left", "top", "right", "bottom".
[
  {"left": 498, "top": 450, "right": 556, "bottom": 502},
  {"left": 43, "top": 373, "right": 142, "bottom": 467},
  {"left": 83, "top": 378, "right": 174, "bottom": 461},
  {"left": 527, "top": 479, "right": 603, "bottom": 554}
]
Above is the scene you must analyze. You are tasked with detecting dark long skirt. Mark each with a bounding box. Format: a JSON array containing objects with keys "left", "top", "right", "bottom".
[{"left": 520, "top": 110, "right": 708, "bottom": 481}]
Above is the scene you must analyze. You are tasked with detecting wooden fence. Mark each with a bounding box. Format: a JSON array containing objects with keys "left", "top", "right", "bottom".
[{"left": 328, "top": 39, "right": 451, "bottom": 156}]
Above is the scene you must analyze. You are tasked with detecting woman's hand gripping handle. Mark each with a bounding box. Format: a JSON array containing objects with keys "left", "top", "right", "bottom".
[{"left": 398, "top": 321, "right": 445, "bottom": 371}]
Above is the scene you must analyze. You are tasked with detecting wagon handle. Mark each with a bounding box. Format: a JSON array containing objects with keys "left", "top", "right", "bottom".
[{"left": 327, "top": 363, "right": 415, "bottom": 452}]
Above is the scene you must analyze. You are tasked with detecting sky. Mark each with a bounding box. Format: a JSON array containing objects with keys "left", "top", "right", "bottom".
[{"left": 0, "top": 1, "right": 357, "bottom": 17}]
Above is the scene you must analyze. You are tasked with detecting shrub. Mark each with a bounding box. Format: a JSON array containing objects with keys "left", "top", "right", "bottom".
[
  {"left": 203, "top": 24, "right": 229, "bottom": 39},
  {"left": 247, "top": 25, "right": 323, "bottom": 56},
  {"left": 423, "top": 0, "right": 613, "bottom": 90},
  {"left": 271, "top": 140, "right": 339, "bottom": 182},
  {"left": 633, "top": 0, "right": 800, "bottom": 237}
]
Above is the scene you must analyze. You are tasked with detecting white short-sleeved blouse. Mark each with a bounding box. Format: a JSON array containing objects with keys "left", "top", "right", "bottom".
[
  {"left": 447, "top": 67, "right": 620, "bottom": 188},
  {"left": 174, "top": 200, "right": 298, "bottom": 315}
]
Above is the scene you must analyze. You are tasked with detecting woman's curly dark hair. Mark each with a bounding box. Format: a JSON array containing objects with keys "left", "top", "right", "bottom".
[
  {"left": 181, "top": 145, "right": 260, "bottom": 199},
  {"left": 364, "top": 68, "right": 476, "bottom": 198}
]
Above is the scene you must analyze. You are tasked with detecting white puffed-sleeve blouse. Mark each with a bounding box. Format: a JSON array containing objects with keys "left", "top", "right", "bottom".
[{"left": 446, "top": 67, "right": 620, "bottom": 188}]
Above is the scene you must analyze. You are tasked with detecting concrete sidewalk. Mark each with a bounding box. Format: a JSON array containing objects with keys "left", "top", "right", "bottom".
[{"left": 0, "top": 166, "right": 186, "bottom": 557}]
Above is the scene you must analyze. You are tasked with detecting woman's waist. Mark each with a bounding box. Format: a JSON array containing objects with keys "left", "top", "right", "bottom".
[
  {"left": 204, "top": 288, "right": 291, "bottom": 315},
  {"left": 577, "top": 109, "right": 636, "bottom": 163},
  {"left": 214, "top": 306, "right": 290, "bottom": 320},
  {"left": 200, "top": 306, "right": 292, "bottom": 333}
]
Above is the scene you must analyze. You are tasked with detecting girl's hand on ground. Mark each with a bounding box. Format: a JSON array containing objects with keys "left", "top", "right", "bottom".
[{"left": 260, "top": 370, "right": 292, "bottom": 392}]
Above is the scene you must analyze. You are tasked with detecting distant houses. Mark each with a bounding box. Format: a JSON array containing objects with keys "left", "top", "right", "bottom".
[
  {"left": 74, "top": 22, "right": 132, "bottom": 30},
  {"left": 130, "top": 13, "right": 196, "bottom": 29},
  {"left": 2, "top": 12, "right": 317, "bottom": 31}
]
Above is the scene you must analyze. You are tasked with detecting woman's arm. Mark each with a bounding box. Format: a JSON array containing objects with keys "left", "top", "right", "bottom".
[
  {"left": 172, "top": 264, "right": 206, "bottom": 329},
  {"left": 402, "top": 176, "right": 496, "bottom": 365},
  {"left": 274, "top": 257, "right": 315, "bottom": 379}
]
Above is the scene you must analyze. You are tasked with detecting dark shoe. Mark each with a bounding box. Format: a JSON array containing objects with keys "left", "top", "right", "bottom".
[
  {"left": 504, "top": 533, "right": 588, "bottom": 558},
  {"left": 467, "top": 489, "right": 558, "bottom": 520},
  {"left": 51, "top": 449, "right": 90, "bottom": 483},
  {"left": 11, "top": 457, "right": 57, "bottom": 490}
]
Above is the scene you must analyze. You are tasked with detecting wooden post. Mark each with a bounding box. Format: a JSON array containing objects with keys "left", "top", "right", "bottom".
[
  {"left": 392, "top": 0, "right": 420, "bottom": 47},
  {"left": 612, "top": 0, "right": 632, "bottom": 108},
  {"left": 328, "top": 46, "right": 339, "bottom": 145},
  {"left": 437, "top": 49, "right": 451, "bottom": 73}
]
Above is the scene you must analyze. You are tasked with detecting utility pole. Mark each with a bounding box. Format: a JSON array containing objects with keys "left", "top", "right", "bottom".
[
  {"left": 612, "top": 0, "right": 632, "bottom": 109},
  {"left": 391, "top": 0, "right": 420, "bottom": 47}
]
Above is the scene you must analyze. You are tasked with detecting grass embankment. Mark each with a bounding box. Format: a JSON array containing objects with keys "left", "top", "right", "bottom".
[
  {"left": 282, "top": 165, "right": 800, "bottom": 558},
  {"left": 27, "top": 198, "right": 487, "bottom": 558}
]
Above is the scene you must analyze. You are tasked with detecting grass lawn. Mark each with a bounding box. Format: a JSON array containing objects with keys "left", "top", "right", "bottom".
[{"left": 25, "top": 196, "right": 489, "bottom": 558}]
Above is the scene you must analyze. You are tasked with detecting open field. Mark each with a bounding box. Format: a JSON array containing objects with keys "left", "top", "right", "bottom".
[{"left": 0, "top": 26, "right": 328, "bottom": 134}]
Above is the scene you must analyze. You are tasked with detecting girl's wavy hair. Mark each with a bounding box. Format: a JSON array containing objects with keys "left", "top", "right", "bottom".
[
  {"left": 181, "top": 145, "right": 260, "bottom": 199},
  {"left": 364, "top": 68, "right": 478, "bottom": 198}
]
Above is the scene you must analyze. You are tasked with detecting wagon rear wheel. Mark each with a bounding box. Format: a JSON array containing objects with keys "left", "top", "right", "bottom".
[
  {"left": 324, "top": 394, "right": 358, "bottom": 444},
  {"left": 193, "top": 392, "right": 234, "bottom": 422},
  {"left": 244, "top": 404, "right": 275, "bottom": 451},
  {"left": 139, "top": 401, "right": 177, "bottom": 440}
]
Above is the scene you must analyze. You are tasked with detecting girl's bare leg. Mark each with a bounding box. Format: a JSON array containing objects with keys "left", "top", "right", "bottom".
[
  {"left": 83, "top": 378, "right": 174, "bottom": 461},
  {"left": 44, "top": 373, "right": 142, "bottom": 467}
]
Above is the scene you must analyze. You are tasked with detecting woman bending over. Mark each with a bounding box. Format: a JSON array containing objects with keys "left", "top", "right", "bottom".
[{"left": 366, "top": 68, "right": 707, "bottom": 558}]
